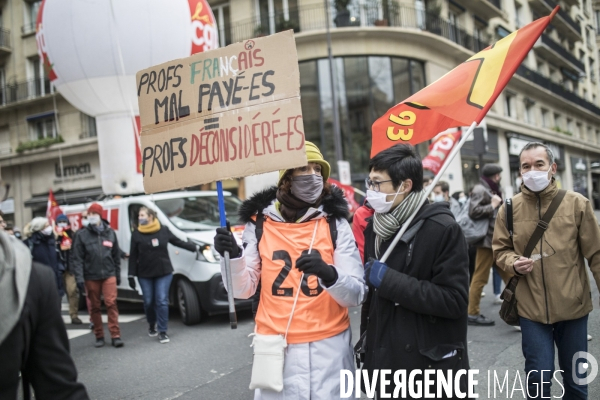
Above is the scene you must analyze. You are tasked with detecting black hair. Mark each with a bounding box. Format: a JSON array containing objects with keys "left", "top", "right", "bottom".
[
  {"left": 435, "top": 180, "right": 450, "bottom": 194},
  {"left": 369, "top": 144, "right": 424, "bottom": 192},
  {"left": 451, "top": 191, "right": 464, "bottom": 201}
]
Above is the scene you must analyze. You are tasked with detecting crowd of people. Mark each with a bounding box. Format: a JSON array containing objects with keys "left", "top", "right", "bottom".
[{"left": 1, "top": 140, "right": 598, "bottom": 399}]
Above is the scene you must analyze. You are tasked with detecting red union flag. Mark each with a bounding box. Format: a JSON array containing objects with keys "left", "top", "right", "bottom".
[
  {"left": 422, "top": 129, "right": 462, "bottom": 174},
  {"left": 46, "top": 189, "right": 63, "bottom": 222},
  {"left": 371, "top": 7, "right": 559, "bottom": 157}
]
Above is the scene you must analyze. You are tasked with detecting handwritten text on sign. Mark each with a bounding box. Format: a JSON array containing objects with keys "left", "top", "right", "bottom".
[{"left": 136, "top": 30, "right": 307, "bottom": 193}]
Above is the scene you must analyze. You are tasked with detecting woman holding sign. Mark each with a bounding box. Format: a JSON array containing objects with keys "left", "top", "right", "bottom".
[
  {"left": 214, "top": 141, "right": 367, "bottom": 399},
  {"left": 128, "top": 207, "right": 199, "bottom": 344}
]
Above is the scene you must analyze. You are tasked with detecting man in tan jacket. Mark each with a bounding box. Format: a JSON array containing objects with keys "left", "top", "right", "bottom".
[{"left": 493, "top": 142, "right": 600, "bottom": 399}]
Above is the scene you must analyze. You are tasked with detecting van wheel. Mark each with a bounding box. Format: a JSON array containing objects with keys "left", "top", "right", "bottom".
[{"left": 177, "top": 279, "right": 202, "bottom": 325}]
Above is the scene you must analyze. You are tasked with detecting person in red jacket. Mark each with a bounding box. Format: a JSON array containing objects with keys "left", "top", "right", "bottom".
[{"left": 352, "top": 202, "right": 374, "bottom": 263}]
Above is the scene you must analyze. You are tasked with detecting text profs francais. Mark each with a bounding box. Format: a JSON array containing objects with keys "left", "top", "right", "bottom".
[{"left": 142, "top": 115, "right": 304, "bottom": 178}]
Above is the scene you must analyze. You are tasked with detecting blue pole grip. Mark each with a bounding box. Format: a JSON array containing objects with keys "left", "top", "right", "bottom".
[{"left": 216, "top": 181, "right": 227, "bottom": 228}]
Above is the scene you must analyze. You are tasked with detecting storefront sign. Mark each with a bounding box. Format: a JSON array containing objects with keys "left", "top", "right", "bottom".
[{"left": 136, "top": 30, "right": 307, "bottom": 193}]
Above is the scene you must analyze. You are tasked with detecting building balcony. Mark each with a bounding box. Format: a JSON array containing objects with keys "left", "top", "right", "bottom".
[
  {"left": 21, "top": 22, "right": 36, "bottom": 36},
  {"left": 0, "top": 78, "right": 53, "bottom": 107},
  {"left": 0, "top": 28, "right": 11, "bottom": 56},
  {"left": 515, "top": 64, "right": 600, "bottom": 115},
  {"left": 529, "top": 0, "right": 581, "bottom": 41},
  {"left": 230, "top": 2, "right": 490, "bottom": 55},
  {"left": 534, "top": 34, "right": 585, "bottom": 72},
  {"left": 452, "top": 0, "right": 504, "bottom": 21}
]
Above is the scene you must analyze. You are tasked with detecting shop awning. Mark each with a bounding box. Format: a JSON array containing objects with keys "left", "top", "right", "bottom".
[
  {"left": 24, "top": 187, "right": 104, "bottom": 208},
  {"left": 25, "top": 111, "right": 56, "bottom": 121}
]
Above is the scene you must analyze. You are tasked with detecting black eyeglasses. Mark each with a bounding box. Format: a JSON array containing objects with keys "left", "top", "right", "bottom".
[{"left": 365, "top": 178, "right": 393, "bottom": 192}]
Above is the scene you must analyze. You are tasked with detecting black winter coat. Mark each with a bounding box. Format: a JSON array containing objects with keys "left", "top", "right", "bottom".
[
  {"left": 71, "top": 222, "right": 121, "bottom": 283},
  {"left": 0, "top": 262, "right": 89, "bottom": 399},
  {"left": 128, "top": 226, "right": 197, "bottom": 278},
  {"left": 57, "top": 229, "right": 75, "bottom": 273},
  {"left": 361, "top": 202, "right": 470, "bottom": 397},
  {"left": 24, "top": 232, "right": 64, "bottom": 296}
]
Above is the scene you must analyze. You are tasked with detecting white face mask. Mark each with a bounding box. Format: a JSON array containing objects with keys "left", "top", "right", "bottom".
[
  {"left": 88, "top": 215, "right": 101, "bottom": 225},
  {"left": 433, "top": 194, "right": 445, "bottom": 203},
  {"left": 82, "top": 219, "right": 90, "bottom": 227},
  {"left": 522, "top": 166, "right": 552, "bottom": 192},
  {"left": 41, "top": 226, "right": 53, "bottom": 236},
  {"left": 366, "top": 182, "right": 405, "bottom": 214}
]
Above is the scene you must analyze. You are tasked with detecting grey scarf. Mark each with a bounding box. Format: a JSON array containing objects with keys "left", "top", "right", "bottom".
[
  {"left": 373, "top": 191, "right": 425, "bottom": 257},
  {"left": 0, "top": 231, "right": 32, "bottom": 344}
]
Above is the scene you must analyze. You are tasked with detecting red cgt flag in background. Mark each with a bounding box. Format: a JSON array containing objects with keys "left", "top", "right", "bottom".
[
  {"left": 371, "top": 7, "right": 559, "bottom": 157},
  {"left": 46, "top": 189, "right": 63, "bottom": 222},
  {"left": 422, "top": 129, "right": 462, "bottom": 175},
  {"left": 329, "top": 178, "right": 361, "bottom": 214}
]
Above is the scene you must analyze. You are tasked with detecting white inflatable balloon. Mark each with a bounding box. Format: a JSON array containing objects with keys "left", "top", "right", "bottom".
[{"left": 36, "top": 0, "right": 218, "bottom": 194}]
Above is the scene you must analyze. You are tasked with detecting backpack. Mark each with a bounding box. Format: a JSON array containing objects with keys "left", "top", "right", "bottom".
[{"left": 455, "top": 198, "right": 489, "bottom": 245}]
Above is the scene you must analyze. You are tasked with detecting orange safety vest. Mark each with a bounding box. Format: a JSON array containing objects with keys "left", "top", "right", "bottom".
[{"left": 254, "top": 217, "right": 350, "bottom": 344}]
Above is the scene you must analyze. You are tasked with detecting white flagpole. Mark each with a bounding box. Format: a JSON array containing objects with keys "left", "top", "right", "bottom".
[{"left": 379, "top": 121, "right": 477, "bottom": 263}]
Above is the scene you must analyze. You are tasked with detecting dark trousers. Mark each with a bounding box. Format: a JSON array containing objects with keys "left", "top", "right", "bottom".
[
  {"left": 520, "top": 315, "right": 588, "bottom": 399},
  {"left": 139, "top": 273, "right": 173, "bottom": 333}
]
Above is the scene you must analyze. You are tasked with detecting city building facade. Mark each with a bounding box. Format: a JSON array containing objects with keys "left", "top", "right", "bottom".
[
  {"left": 210, "top": 0, "right": 600, "bottom": 207},
  {"left": 1, "top": 0, "right": 600, "bottom": 228},
  {"left": 0, "top": 0, "right": 102, "bottom": 227}
]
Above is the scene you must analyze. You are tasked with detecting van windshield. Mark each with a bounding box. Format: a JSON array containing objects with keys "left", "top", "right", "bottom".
[{"left": 155, "top": 195, "right": 243, "bottom": 231}]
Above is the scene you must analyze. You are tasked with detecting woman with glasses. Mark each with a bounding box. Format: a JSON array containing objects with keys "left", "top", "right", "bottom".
[{"left": 213, "top": 141, "right": 366, "bottom": 399}]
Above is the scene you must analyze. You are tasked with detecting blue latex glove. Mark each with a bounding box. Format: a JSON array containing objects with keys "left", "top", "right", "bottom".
[{"left": 364, "top": 260, "right": 389, "bottom": 289}]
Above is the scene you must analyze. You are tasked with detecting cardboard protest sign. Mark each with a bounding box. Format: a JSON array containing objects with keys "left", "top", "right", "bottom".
[{"left": 136, "top": 30, "right": 307, "bottom": 193}]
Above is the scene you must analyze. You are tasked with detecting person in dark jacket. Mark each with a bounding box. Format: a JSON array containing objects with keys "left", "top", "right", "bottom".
[
  {"left": 23, "top": 217, "right": 64, "bottom": 302},
  {"left": 128, "top": 206, "right": 198, "bottom": 343},
  {"left": 72, "top": 203, "right": 124, "bottom": 348},
  {"left": 56, "top": 214, "right": 83, "bottom": 325},
  {"left": 0, "top": 231, "right": 89, "bottom": 400},
  {"left": 360, "top": 144, "right": 470, "bottom": 398},
  {"left": 467, "top": 164, "right": 513, "bottom": 326}
]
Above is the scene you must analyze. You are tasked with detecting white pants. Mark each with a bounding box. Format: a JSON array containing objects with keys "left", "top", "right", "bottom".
[{"left": 254, "top": 328, "right": 354, "bottom": 400}]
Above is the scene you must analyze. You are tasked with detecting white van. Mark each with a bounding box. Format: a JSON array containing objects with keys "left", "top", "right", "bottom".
[{"left": 61, "top": 190, "right": 252, "bottom": 325}]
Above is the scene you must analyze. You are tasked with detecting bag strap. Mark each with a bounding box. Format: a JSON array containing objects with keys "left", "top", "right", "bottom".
[
  {"left": 505, "top": 198, "right": 513, "bottom": 239},
  {"left": 255, "top": 211, "right": 265, "bottom": 245},
  {"left": 284, "top": 219, "right": 320, "bottom": 340},
  {"left": 327, "top": 217, "right": 337, "bottom": 250},
  {"left": 523, "top": 189, "right": 566, "bottom": 258}
]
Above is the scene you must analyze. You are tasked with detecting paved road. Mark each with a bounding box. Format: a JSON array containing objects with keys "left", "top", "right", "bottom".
[{"left": 66, "top": 271, "right": 600, "bottom": 399}]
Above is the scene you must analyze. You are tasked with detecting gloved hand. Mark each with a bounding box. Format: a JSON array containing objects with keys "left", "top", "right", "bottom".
[
  {"left": 214, "top": 222, "right": 240, "bottom": 258},
  {"left": 77, "top": 281, "right": 85, "bottom": 295},
  {"left": 364, "top": 260, "right": 389, "bottom": 289},
  {"left": 128, "top": 276, "right": 136, "bottom": 290},
  {"left": 116, "top": 275, "right": 121, "bottom": 286},
  {"left": 296, "top": 250, "right": 337, "bottom": 285}
]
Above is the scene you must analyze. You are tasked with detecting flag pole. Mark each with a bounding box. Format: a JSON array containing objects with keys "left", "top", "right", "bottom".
[
  {"left": 379, "top": 121, "right": 477, "bottom": 263},
  {"left": 216, "top": 180, "right": 237, "bottom": 329}
]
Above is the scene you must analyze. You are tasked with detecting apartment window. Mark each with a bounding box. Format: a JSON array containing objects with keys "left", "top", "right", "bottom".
[
  {"left": 524, "top": 101, "right": 534, "bottom": 124},
  {"left": 590, "top": 58, "right": 596, "bottom": 82},
  {"left": 26, "top": 56, "right": 48, "bottom": 97},
  {"left": 29, "top": 116, "right": 56, "bottom": 140},
  {"left": 596, "top": 10, "right": 600, "bottom": 33},
  {"left": 23, "top": 1, "right": 41, "bottom": 35},
  {"left": 555, "top": 113, "right": 563, "bottom": 130},
  {"left": 0, "top": 126, "right": 10, "bottom": 154},
  {"left": 575, "top": 122, "right": 582, "bottom": 138},
  {"left": 81, "top": 114, "right": 97, "bottom": 138},
  {"left": 515, "top": 3, "right": 523, "bottom": 28},
  {"left": 212, "top": 3, "right": 232, "bottom": 47},
  {"left": 588, "top": 126, "right": 594, "bottom": 143},
  {"left": 504, "top": 92, "right": 515, "bottom": 118},
  {"left": 597, "top": 130, "right": 600, "bottom": 145},
  {"left": 256, "top": 0, "right": 299, "bottom": 36},
  {"left": 541, "top": 108, "right": 550, "bottom": 128}
]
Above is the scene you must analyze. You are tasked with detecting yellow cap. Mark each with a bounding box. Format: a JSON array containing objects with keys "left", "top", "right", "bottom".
[{"left": 278, "top": 141, "right": 331, "bottom": 185}]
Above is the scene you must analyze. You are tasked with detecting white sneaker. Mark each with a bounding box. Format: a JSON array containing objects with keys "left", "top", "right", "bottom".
[
  {"left": 588, "top": 334, "right": 592, "bottom": 341},
  {"left": 493, "top": 294, "right": 503, "bottom": 305}
]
